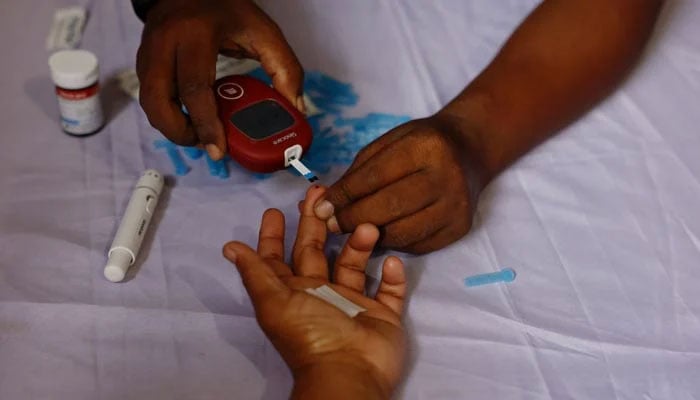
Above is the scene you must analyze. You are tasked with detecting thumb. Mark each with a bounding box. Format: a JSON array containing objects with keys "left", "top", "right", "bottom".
[{"left": 248, "top": 23, "right": 304, "bottom": 112}]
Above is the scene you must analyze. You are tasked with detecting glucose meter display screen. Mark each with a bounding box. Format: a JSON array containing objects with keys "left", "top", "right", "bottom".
[{"left": 230, "top": 100, "right": 295, "bottom": 140}]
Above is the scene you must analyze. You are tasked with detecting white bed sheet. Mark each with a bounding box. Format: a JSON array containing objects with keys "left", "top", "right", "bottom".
[{"left": 1, "top": 1, "right": 700, "bottom": 399}]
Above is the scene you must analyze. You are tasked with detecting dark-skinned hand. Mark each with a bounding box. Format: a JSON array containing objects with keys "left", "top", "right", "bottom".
[
  {"left": 137, "top": 0, "right": 304, "bottom": 160},
  {"left": 313, "top": 114, "right": 486, "bottom": 254}
]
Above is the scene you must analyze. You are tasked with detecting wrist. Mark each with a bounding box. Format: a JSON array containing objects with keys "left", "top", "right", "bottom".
[
  {"left": 436, "top": 87, "right": 506, "bottom": 186},
  {"left": 432, "top": 95, "right": 496, "bottom": 200},
  {"left": 291, "top": 360, "right": 393, "bottom": 400}
]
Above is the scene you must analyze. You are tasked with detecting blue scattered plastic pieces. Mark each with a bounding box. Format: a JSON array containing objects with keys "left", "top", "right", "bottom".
[
  {"left": 205, "top": 154, "right": 230, "bottom": 179},
  {"left": 182, "top": 147, "right": 204, "bottom": 160},
  {"left": 464, "top": 268, "right": 517, "bottom": 287},
  {"left": 153, "top": 140, "right": 190, "bottom": 176},
  {"left": 302, "top": 113, "right": 411, "bottom": 175},
  {"left": 153, "top": 68, "right": 411, "bottom": 179},
  {"left": 153, "top": 139, "right": 230, "bottom": 179}
]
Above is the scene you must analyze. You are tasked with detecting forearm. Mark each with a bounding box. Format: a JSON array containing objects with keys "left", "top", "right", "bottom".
[
  {"left": 440, "top": 0, "right": 663, "bottom": 183},
  {"left": 291, "top": 362, "right": 391, "bottom": 400}
]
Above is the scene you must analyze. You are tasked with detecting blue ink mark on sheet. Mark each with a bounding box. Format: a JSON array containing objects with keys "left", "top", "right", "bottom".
[
  {"left": 304, "top": 71, "right": 359, "bottom": 115},
  {"left": 153, "top": 69, "right": 410, "bottom": 180}
]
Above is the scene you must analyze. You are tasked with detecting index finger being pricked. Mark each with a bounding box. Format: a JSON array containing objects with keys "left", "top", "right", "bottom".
[{"left": 176, "top": 37, "right": 226, "bottom": 160}]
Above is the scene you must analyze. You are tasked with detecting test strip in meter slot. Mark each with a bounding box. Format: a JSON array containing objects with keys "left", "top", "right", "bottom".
[
  {"left": 285, "top": 145, "right": 318, "bottom": 182},
  {"left": 289, "top": 159, "right": 318, "bottom": 182},
  {"left": 214, "top": 75, "right": 317, "bottom": 181}
]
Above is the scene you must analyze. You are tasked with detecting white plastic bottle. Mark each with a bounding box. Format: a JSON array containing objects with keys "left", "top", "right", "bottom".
[{"left": 48, "top": 50, "right": 105, "bottom": 136}]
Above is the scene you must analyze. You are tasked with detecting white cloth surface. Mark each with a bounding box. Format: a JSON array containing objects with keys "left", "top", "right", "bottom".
[{"left": 2, "top": 1, "right": 700, "bottom": 399}]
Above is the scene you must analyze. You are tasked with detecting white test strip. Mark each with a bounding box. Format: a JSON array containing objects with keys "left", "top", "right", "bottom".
[
  {"left": 305, "top": 285, "right": 367, "bottom": 317},
  {"left": 289, "top": 158, "right": 318, "bottom": 183},
  {"left": 46, "top": 6, "right": 87, "bottom": 51}
]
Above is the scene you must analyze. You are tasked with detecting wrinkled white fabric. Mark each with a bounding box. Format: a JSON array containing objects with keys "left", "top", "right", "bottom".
[{"left": 1, "top": 1, "right": 699, "bottom": 399}]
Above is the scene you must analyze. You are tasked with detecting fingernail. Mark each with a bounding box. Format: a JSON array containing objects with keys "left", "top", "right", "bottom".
[
  {"left": 223, "top": 246, "right": 237, "bottom": 262},
  {"left": 206, "top": 144, "right": 223, "bottom": 161},
  {"left": 327, "top": 216, "right": 340, "bottom": 234},
  {"left": 314, "top": 200, "right": 334, "bottom": 219},
  {"left": 296, "top": 95, "right": 306, "bottom": 114}
]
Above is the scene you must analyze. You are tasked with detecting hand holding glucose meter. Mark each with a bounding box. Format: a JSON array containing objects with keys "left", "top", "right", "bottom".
[{"left": 214, "top": 75, "right": 317, "bottom": 181}]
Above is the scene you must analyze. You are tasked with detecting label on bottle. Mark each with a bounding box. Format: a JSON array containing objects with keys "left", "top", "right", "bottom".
[{"left": 56, "top": 84, "right": 104, "bottom": 135}]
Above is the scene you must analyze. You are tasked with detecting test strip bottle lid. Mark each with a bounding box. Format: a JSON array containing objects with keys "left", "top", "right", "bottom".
[{"left": 48, "top": 49, "right": 99, "bottom": 89}]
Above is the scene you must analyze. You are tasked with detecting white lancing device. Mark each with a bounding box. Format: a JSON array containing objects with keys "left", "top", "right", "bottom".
[{"left": 104, "top": 169, "right": 164, "bottom": 283}]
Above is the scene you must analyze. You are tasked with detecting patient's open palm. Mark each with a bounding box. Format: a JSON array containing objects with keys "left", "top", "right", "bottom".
[{"left": 223, "top": 186, "right": 407, "bottom": 392}]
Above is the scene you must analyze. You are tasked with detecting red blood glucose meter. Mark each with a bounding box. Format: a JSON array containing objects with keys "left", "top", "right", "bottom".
[{"left": 214, "top": 75, "right": 313, "bottom": 173}]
